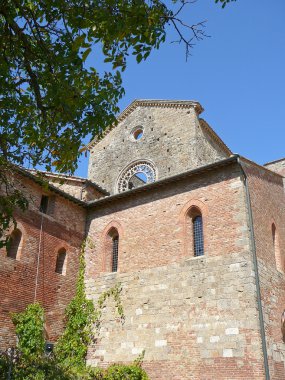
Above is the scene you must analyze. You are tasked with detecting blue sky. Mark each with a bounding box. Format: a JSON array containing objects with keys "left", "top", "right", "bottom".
[{"left": 76, "top": 0, "right": 285, "bottom": 177}]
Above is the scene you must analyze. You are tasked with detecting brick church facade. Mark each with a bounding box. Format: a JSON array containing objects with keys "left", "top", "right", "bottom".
[{"left": 1, "top": 100, "right": 285, "bottom": 379}]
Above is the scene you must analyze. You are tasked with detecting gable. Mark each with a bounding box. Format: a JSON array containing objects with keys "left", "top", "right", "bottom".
[{"left": 87, "top": 100, "right": 232, "bottom": 195}]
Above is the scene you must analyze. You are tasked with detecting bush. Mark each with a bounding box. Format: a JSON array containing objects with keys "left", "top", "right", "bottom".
[
  {"left": 89, "top": 364, "right": 149, "bottom": 380},
  {"left": 0, "top": 354, "right": 9, "bottom": 380},
  {"left": 104, "top": 364, "right": 149, "bottom": 380},
  {"left": 11, "top": 303, "right": 45, "bottom": 360},
  {"left": 0, "top": 357, "right": 150, "bottom": 380}
]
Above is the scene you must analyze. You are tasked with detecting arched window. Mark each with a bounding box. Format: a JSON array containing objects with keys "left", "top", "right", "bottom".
[
  {"left": 272, "top": 223, "right": 283, "bottom": 273},
  {"left": 7, "top": 229, "right": 22, "bottom": 259},
  {"left": 105, "top": 228, "right": 119, "bottom": 272},
  {"left": 112, "top": 235, "right": 119, "bottom": 272},
  {"left": 55, "top": 248, "right": 67, "bottom": 275},
  {"left": 185, "top": 206, "right": 204, "bottom": 257},
  {"left": 193, "top": 215, "right": 204, "bottom": 256}
]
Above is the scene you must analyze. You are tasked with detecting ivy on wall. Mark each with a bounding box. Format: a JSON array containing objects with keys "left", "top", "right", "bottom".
[{"left": 56, "top": 239, "right": 124, "bottom": 370}]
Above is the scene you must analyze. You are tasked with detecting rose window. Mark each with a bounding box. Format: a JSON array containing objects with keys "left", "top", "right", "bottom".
[{"left": 117, "top": 161, "right": 156, "bottom": 193}]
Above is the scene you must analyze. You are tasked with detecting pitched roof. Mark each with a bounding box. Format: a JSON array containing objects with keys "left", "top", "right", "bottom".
[
  {"left": 15, "top": 166, "right": 87, "bottom": 206},
  {"left": 264, "top": 157, "right": 285, "bottom": 166},
  {"left": 84, "top": 99, "right": 204, "bottom": 151},
  {"left": 28, "top": 169, "right": 109, "bottom": 195}
]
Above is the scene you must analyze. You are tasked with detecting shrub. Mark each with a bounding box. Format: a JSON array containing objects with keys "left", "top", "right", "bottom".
[{"left": 104, "top": 364, "right": 149, "bottom": 380}]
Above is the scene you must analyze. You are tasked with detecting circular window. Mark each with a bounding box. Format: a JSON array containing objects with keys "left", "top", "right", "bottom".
[
  {"left": 131, "top": 126, "right": 144, "bottom": 141},
  {"left": 117, "top": 161, "right": 156, "bottom": 193}
]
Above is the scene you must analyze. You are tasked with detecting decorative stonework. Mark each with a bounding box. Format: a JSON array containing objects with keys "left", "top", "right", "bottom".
[{"left": 117, "top": 161, "right": 156, "bottom": 193}]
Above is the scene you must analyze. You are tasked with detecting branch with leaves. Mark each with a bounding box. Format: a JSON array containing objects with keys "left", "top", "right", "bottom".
[{"left": 0, "top": 0, "right": 236, "bottom": 173}]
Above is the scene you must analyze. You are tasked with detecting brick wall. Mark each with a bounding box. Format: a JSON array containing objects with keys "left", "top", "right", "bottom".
[
  {"left": 86, "top": 165, "right": 249, "bottom": 275},
  {"left": 244, "top": 161, "right": 285, "bottom": 379},
  {"left": 0, "top": 175, "right": 86, "bottom": 349}
]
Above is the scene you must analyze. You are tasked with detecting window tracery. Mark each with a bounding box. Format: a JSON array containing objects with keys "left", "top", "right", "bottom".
[{"left": 117, "top": 161, "right": 156, "bottom": 193}]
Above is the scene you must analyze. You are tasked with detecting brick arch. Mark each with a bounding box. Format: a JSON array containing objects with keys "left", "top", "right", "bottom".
[
  {"left": 54, "top": 242, "right": 70, "bottom": 276},
  {"left": 7, "top": 221, "right": 27, "bottom": 260},
  {"left": 270, "top": 219, "right": 284, "bottom": 273},
  {"left": 53, "top": 241, "right": 70, "bottom": 254},
  {"left": 179, "top": 199, "right": 208, "bottom": 258},
  {"left": 101, "top": 221, "right": 124, "bottom": 272}
]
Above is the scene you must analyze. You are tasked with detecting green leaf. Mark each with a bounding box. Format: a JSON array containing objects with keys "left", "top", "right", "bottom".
[
  {"left": 136, "top": 53, "right": 143, "bottom": 63},
  {"left": 82, "top": 48, "right": 91, "bottom": 62},
  {"left": 72, "top": 34, "right": 86, "bottom": 51}
]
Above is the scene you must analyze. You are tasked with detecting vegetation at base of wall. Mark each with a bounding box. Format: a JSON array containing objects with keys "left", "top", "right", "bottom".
[
  {"left": 11, "top": 303, "right": 45, "bottom": 360},
  {"left": 91, "top": 364, "right": 149, "bottom": 380},
  {"left": 0, "top": 358, "right": 149, "bottom": 380},
  {"left": 0, "top": 240, "right": 144, "bottom": 380}
]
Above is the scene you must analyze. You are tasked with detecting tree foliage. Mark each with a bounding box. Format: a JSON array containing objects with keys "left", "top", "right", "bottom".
[
  {"left": 0, "top": 0, "right": 235, "bottom": 174},
  {"left": 0, "top": 0, "right": 196, "bottom": 173},
  {"left": 215, "top": 0, "right": 236, "bottom": 9}
]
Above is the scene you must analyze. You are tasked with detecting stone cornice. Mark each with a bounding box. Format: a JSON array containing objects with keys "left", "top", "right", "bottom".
[{"left": 84, "top": 99, "right": 204, "bottom": 151}]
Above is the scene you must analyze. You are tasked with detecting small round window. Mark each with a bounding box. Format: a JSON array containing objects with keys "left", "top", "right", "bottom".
[{"left": 132, "top": 127, "right": 144, "bottom": 141}]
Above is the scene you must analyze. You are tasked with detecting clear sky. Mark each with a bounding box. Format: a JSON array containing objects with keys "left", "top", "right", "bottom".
[{"left": 76, "top": 0, "right": 285, "bottom": 177}]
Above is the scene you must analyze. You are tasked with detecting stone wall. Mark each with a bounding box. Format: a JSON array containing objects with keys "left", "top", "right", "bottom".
[
  {"left": 88, "top": 103, "right": 229, "bottom": 194},
  {"left": 86, "top": 253, "right": 264, "bottom": 380},
  {"left": 0, "top": 174, "right": 86, "bottom": 349}
]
